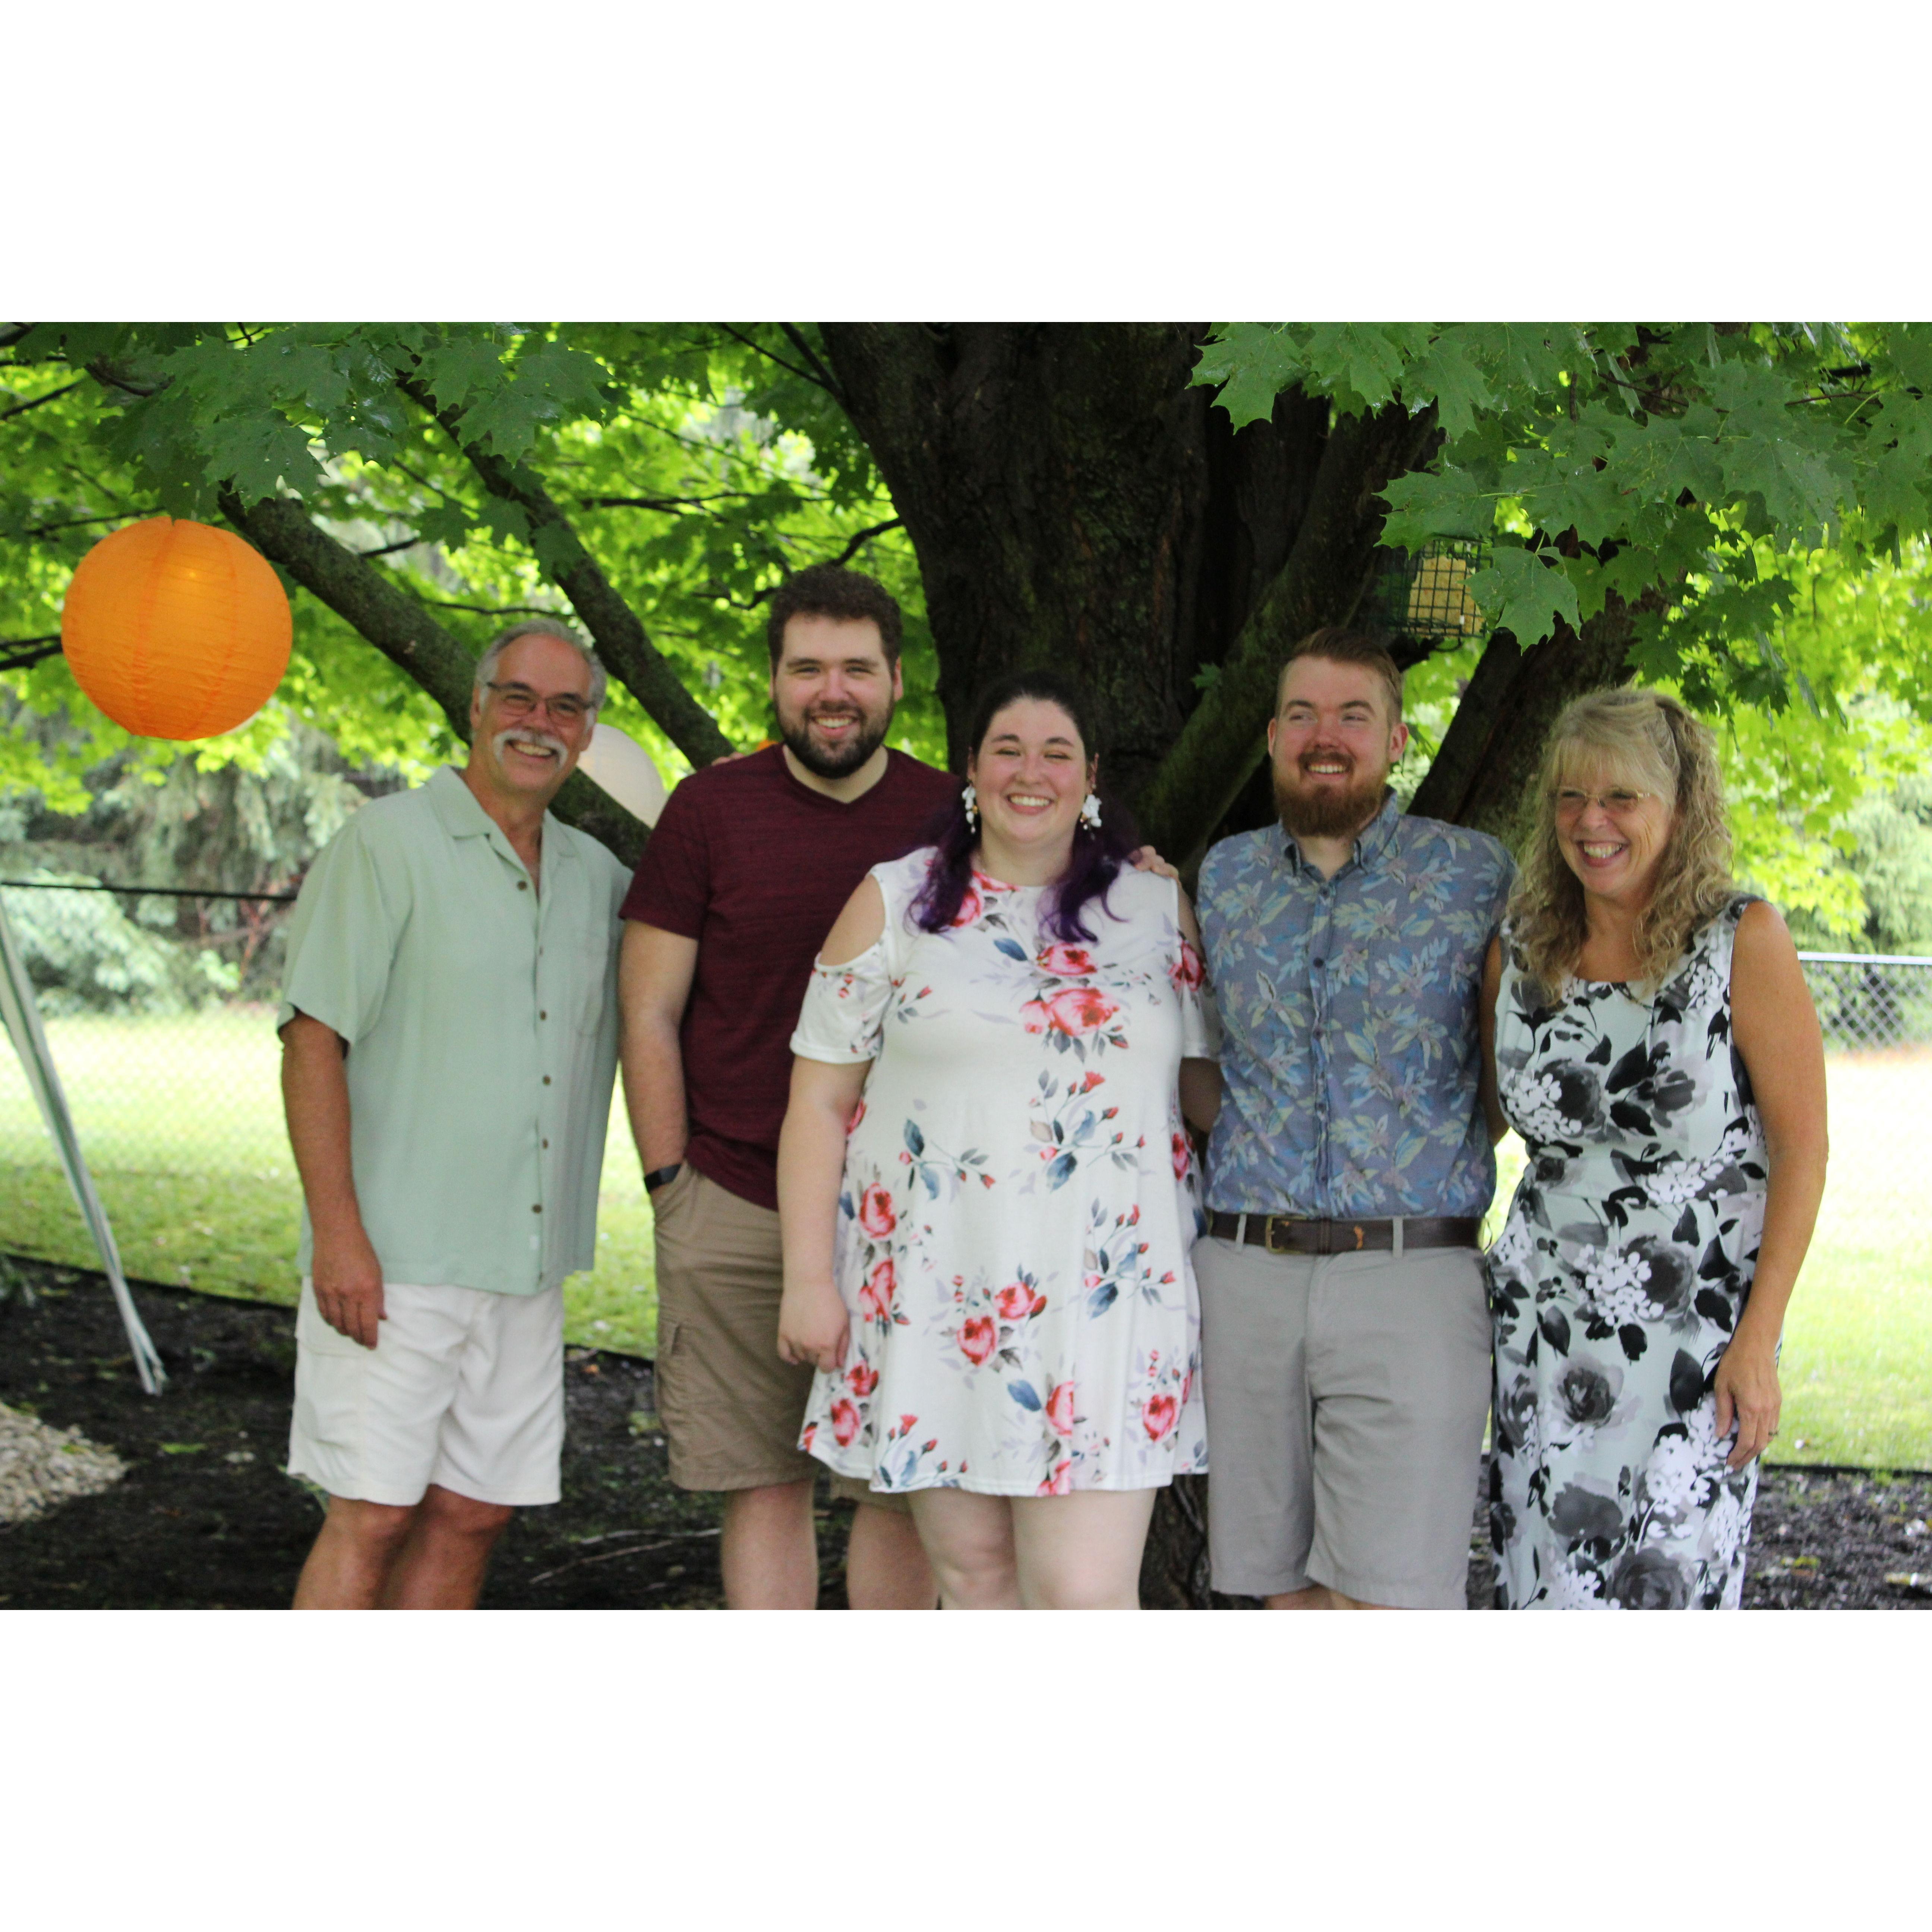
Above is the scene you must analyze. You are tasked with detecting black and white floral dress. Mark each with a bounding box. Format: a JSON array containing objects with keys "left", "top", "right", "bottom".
[{"left": 1486, "top": 897, "right": 1767, "bottom": 1610}]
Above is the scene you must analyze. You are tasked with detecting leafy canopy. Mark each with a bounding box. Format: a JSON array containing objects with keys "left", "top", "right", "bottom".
[
  {"left": 0, "top": 323, "right": 942, "bottom": 809},
  {"left": 1196, "top": 322, "right": 1932, "bottom": 726}
]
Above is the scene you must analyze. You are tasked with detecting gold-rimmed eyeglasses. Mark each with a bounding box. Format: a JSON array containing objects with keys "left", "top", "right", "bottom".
[
  {"left": 484, "top": 681, "right": 593, "bottom": 726},
  {"left": 1552, "top": 785, "right": 1654, "bottom": 821}
]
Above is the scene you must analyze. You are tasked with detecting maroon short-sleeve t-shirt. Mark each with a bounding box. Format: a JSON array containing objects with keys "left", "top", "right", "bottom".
[{"left": 622, "top": 745, "right": 959, "bottom": 1209}]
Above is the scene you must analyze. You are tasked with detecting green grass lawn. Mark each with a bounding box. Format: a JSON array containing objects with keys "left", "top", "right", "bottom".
[
  {"left": 3, "top": 1012, "right": 1928, "bottom": 1466},
  {"left": 0, "top": 1008, "right": 659, "bottom": 1355}
]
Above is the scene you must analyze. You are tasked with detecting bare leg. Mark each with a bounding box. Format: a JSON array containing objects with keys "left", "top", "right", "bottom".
[
  {"left": 907, "top": 1491, "right": 1022, "bottom": 1609},
  {"left": 1264, "top": 1585, "right": 1336, "bottom": 1610},
  {"left": 721, "top": 1478, "right": 818, "bottom": 1609},
  {"left": 845, "top": 1501, "right": 938, "bottom": 1609},
  {"left": 381, "top": 1484, "right": 515, "bottom": 1609},
  {"left": 1263, "top": 1584, "right": 1396, "bottom": 1609},
  {"left": 1010, "top": 1489, "right": 1158, "bottom": 1609},
  {"left": 293, "top": 1496, "right": 417, "bottom": 1609}
]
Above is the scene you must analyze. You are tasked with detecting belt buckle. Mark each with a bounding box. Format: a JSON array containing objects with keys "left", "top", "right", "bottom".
[{"left": 1265, "top": 1216, "right": 1296, "bottom": 1255}]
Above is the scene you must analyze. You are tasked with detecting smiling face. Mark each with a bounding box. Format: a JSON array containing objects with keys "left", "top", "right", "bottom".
[
  {"left": 1550, "top": 750, "right": 1677, "bottom": 911},
  {"left": 467, "top": 631, "right": 596, "bottom": 804},
  {"left": 770, "top": 613, "right": 903, "bottom": 779},
  {"left": 967, "top": 697, "right": 1094, "bottom": 857},
  {"left": 1268, "top": 654, "right": 1408, "bottom": 841}
]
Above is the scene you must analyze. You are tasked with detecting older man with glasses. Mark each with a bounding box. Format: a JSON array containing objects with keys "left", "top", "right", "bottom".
[{"left": 279, "top": 618, "right": 629, "bottom": 1609}]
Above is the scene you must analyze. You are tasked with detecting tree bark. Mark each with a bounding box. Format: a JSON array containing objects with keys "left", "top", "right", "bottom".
[
  {"left": 1409, "top": 594, "right": 1644, "bottom": 848},
  {"left": 820, "top": 325, "right": 1338, "bottom": 811}
]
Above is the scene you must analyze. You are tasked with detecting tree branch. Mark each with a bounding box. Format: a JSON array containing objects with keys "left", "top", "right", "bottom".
[
  {"left": 779, "top": 324, "right": 847, "bottom": 405},
  {"left": 392, "top": 371, "right": 735, "bottom": 770},
  {"left": 1134, "top": 400, "right": 1443, "bottom": 861},
  {"left": 0, "top": 379, "right": 83, "bottom": 424},
  {"left": 0, "top": 634, "right": 62, "bottom": 672},
  {"left": 0, "top": 326, "right": 35, "bottom": 349},
  {"left": 218, "top": 489, "right": 648, "bottom": 865}
]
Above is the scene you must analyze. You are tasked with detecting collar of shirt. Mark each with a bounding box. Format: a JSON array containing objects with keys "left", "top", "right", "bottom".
[
  {"left": 1277, "top": 788, "right": 1403, "bottom": 880},
  {"left": 426, "top": 764, "right": 578, "bottom": 886}
]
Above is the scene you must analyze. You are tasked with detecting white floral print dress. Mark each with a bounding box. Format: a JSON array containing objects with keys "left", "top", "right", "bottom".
[
  {"left": 1487, "top": 897, "right": 1768, "bottom": 1609},
  {"left": 791, "top": 849, "right": 1216, "bottom": 1496}
]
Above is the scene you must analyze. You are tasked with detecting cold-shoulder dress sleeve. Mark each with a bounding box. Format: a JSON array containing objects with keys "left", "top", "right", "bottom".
[
  {"left": 1171, "top": 881, "right": 1221, "bottom": 1060},
  {"left": 789, "top": 858, "right": 911, "bottom": 1066}
]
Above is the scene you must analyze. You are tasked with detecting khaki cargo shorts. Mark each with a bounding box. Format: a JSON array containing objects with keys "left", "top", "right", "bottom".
[
  {"left": 652, "top": 1164, "right": 907, "bottom": 1512},
  {"left": 1194, "top": 1236, "right": 1490, "bottom": 1608}
]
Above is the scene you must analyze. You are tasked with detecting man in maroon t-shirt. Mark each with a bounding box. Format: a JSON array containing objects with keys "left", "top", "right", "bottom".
[{"left": 619, "top": 565, "right": 956, "bottom": 1609}]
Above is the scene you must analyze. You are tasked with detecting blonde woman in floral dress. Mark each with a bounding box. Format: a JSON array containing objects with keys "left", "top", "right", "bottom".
[
  {"left": 777, "top": 671, "right": 1221, "bottom": 1609},
  {"left": 1479, "top": 689, "right": 1828, "bottom": 1609}
]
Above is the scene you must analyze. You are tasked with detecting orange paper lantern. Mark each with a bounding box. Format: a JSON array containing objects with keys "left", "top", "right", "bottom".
[{"left": 60, "top": 516, "right": 293, "bottom": 740}]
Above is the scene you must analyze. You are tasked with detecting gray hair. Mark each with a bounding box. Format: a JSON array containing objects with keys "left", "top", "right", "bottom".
[{"left": 474, "top": 617, "right": 608, "bottom": 713}]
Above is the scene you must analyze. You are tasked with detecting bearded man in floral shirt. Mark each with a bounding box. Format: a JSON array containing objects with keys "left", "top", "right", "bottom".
[{"left": 1193, "top": 628, "right": 1514, "bottom": 1610}]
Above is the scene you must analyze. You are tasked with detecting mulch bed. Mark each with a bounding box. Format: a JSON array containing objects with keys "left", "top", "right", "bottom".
[{"left": 3, "top": 1254, "right": 1928, "bottom": 1610}]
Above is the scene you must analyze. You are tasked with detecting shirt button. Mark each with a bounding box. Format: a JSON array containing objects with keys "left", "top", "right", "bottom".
[
  {"left": 1311, "top": 957, "right": 1324, "bottom": 969},
  {"left": 542, "top": 1075, "right": 552, "bottom": 1085},
  {"left": 542, "top": 1138, "right": 550, "bottom": 1149},
  {"left": 539, "top": 1010, "right": 547, "bottom": 1021},
  {"left": 518, "top": 881, "right": 529, "bottom": 891},
  {"left": 532, "top": 1203, "right": 543, "bottom": 1214}
]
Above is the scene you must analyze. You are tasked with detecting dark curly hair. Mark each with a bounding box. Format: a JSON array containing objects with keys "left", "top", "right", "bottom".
[{"left": 764, "top": 564, "right": 903, "bottom": 667}]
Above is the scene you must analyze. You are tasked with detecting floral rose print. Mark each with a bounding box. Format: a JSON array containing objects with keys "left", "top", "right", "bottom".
[
  {"left": 1038, "top": 942, "right": 1097, "bottom": 978},
  {"left": 1486, "top": 898, "right": 1768, "bottom": 1609},
  {"left": 791, "top": 849, "right": 1213, "bottom": 1495},
  {"left": 958, "top": 1315, "right": 998, "bottom": 1364},
  {"left": 859, "top": 1259, "right": 896, "bottom": 1322},
  {"left": 859, "top": 1183, "right": 896, "bottom": 1238},
  {"left": 1046, "top": 1381, "right": 1076, "bottom": 1436},
  {"left": 1021, "top": 986, "right": 1119, "bottom": 1038}
]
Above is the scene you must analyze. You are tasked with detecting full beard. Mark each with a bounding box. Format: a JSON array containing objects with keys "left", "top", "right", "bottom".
[
  {"left": 780, "top": 704, "right": 890, "bottom": 779},
  {"left": 1273, "top": 755, "right": 1388, "bottom": 840}
]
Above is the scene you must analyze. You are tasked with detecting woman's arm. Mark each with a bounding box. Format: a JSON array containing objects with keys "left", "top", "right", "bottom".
[
  {"left": 774, "top": 875, "right": 889, "bottom": 1372},
  {"left": 776, "top": 1055, "right": 869, "bottom": 1372},
  {"left": 1174, "top": 889, "right": 1222, "bottom": 1132},
  {"left": 1478, "top": 935, "right": 1508, "bottom": 1147},
  {"left": 1717, "top": 900, "right": 1830, "bottom": 1470}
]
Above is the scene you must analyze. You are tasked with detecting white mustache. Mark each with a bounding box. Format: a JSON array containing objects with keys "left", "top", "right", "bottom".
[{"left": 494, "top": 726, "right": 568, "bottom": 761}]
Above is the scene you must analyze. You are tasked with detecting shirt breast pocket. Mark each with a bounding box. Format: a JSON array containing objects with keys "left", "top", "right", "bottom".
[{"left": 571, "top": 928, "right": 618, "bottom": 1035}]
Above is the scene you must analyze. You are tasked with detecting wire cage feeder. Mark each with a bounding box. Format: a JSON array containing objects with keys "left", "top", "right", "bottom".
[{"left": 1370, "top": 536, "right": 1491, "bottom": 646}]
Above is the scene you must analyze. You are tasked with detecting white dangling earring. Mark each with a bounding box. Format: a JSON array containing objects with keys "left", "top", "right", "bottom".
[
  {"left": 962, "top": 782, "right": 979, "bottom": 831},
  {"left": 1079, "top": 791, "right": 1102, "bottom": 830}
]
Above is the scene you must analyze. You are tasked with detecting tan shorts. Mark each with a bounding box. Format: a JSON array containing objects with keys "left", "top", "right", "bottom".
[
  {"left": 1194, "top": 1237, "right": 1490, "bottom": 1608},
  {"left": 653, "top": 1164, "right": 907, "bottom": 1513}
]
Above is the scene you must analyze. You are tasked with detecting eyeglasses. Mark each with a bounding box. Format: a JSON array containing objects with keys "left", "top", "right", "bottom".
[
  {"left": 1553, "top": 786, "right": 1655, "bottom": 820},
  {"left": 484, "top": 681, "right": 593, "bottom": 726}
]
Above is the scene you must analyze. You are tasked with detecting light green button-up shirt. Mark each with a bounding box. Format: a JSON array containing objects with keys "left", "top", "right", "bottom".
[{"left": 277, "top": 765, "right": 629, "bottom": 1295}]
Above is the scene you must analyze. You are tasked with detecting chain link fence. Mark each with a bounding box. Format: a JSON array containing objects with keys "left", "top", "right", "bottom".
[
  {"left": 3, "top": 880, "right": 1929, "bottom": 1354},
  {"left": 1798, "top": 953, "right": 1932, "bottom": 1052},
  {"left": 0, "top": 878, "right": 657, "bottom": 1351}
]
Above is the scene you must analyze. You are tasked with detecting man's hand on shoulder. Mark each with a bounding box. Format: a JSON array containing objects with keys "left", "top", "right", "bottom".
[{"left": 1129, "top": 845, "right": 1179, "bottom": 881}]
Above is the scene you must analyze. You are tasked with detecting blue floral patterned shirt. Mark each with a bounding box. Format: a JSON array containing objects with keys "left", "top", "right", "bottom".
[{"left": 1197, "top": 794, "right": 1515, "bottom": 1219}]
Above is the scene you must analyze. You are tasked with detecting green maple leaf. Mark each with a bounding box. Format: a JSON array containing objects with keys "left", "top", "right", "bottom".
[{"left": 1469, "top": 545, "right": 1580, "bottom": 647}]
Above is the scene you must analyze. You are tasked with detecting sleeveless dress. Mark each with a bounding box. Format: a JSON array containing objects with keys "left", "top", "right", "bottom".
[
  {"left": 1487, "top": 896, "right": 1768, "bottom": 1609},
  {"left": 790, "top": 850, "right": 1216, "bottom": 1496}
]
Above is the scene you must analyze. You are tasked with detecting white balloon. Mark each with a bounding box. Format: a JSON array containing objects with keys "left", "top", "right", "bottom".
[{"left": 577, "top": 721, "right": 669, "bottom": 827}]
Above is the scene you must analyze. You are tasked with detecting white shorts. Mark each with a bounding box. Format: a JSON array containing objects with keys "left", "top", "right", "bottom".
[{"left": 287, "top": 1279, "right": 565, "bottom": 1508}]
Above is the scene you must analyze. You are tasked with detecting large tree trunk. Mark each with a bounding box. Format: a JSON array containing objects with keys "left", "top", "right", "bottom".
[{"left": 820, "top": 324, "right": 1335, "bottom": 812}]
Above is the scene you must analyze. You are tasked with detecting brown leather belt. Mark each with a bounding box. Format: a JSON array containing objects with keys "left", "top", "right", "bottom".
[{"left": 1207, "top": 1212, "right": 1480, "bottom": 1256}]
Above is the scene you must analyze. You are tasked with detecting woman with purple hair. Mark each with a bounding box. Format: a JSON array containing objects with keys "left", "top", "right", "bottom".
[{"left": 776, "top": 671, "right": 1221, "bottom": 1608}]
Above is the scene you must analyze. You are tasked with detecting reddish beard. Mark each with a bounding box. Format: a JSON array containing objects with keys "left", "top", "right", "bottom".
[{"left": 1273, "top": 750, "right": 1389, "bottom": 839}]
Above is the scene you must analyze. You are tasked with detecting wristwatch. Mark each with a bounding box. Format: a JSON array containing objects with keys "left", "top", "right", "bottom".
[{"left": 644, "top": 1163, "right": 683, "bottom": 1194}]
